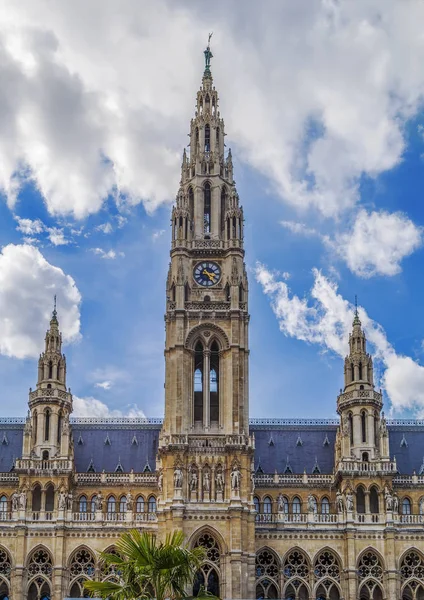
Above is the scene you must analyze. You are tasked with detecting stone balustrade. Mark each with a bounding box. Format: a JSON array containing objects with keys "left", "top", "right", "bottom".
[{"left": 15, "top": 458, "right": 73, "bottom": 474}]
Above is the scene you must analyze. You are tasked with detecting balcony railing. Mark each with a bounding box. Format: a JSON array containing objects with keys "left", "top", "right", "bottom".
[{"left": 15, "top": 458, "right": 73, "bottom": 473}]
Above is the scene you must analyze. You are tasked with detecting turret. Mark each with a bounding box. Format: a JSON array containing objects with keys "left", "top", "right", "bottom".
[
  {"left": 21, "top": 298, "right": 73, "bottom": 462},
  {"left": 336, "top": 300, "right": 389, "bottom": 465}
]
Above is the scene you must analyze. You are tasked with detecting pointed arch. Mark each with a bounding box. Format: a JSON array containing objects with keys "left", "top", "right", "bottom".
[
  {"left": 185, "top": 323, "right": 230, "bottom": 351},
  {"left": 191, "top": 528, "right": 222, "bottom": 598},
  {"left": 26, "top": 545, "right": 53, "bottom": 599},
  {"left": 356, "top": 485, "right": 366, "bottom": 514},
  {"left": 256, "top": 547, "right": 280, "bottom": 599}
]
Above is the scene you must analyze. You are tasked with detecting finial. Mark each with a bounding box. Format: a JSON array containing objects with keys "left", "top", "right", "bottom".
[
  {"left": 353, "top": 295, "right": 361, "bottom": 327},
  {"left": 203, "top": 33, "right": 213, "bottom": 77},
  {"left": 51, "top": 294, "right": 58, "bottom": 322}
]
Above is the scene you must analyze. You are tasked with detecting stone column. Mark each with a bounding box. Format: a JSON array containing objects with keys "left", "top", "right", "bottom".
[{"left": 365, "top": 491, "right": 370, "bottom": 515}]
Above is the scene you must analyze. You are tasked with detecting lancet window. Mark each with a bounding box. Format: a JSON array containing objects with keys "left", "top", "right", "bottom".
[
  {"left": 204, "top": 183, "right": 211, "bottom": 235},
  {"left": 193, "top": 533, "right": 220, "bottom": 598},
  {"left": 0, "top": 548, "right": 11, "bottom": 600},
  {"left": 255, "top": 549, "right": 279, "bottom": 599},
  {"left": 314, "top": 550, "right": 341, "bottom": 599},
  {"left": 357, "top": 551, "right": 384, "bottom": 600},
  {"left": 68, "top": 548, "right": 95, "bottom": 598},
  {"left": 401, "top": 551, "right": 424, "bottom": 600},
  {"left": 193, "top": 340, "right": 220, "bottom": 428},
  {"left": 27, "top": 548, "right": 53, "bottom": 600}
]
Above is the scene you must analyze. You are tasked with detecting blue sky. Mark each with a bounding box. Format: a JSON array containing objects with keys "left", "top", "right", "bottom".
[{"left": 1, "top": 1, "right": 424, "bottom": 420}]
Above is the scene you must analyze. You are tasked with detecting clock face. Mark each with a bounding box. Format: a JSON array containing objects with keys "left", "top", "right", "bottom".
[{"left": 193, "top": 261, "right": 221, "bottom": 287}]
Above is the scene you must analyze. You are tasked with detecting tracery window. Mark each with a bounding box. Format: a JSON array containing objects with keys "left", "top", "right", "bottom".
[
  {"left": 357, "top": 551, "right": 384, "bottom": 600},
  {"left": 193, "top": 340, "right": 220, "bottom": 428},
  {"left": 193, "top": 533, "right": 220, "bottom": 598},
  {"left": 69, "top": 548, "right": 95, "bottom": 598},
  {"left": 314, "top": 550, "right": 341, "bottom": 599},
  {"left": 401, "top": 551, "right": 424, "bottom": 600},
  {"left": 27, "top": 548, "right": 53, "bottom": 600},
  {"left": 0, "top": 548, "right": 11, "bottom": 600},
  {"left": 255, "top": 549, "right": 279, "bottom": 599},
  {"left": 284, "top": 550, "right": 310, "bottom": 598},
  {"left": 100, "top": 548, "right": 122, "bottom": 582}
]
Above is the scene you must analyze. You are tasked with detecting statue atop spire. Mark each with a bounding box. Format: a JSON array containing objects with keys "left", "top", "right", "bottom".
[{"left": 203, "top": 33, "right": 213, "bottom": 77}]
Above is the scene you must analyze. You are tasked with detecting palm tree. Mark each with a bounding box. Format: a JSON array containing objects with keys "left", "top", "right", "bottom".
[{"left": 84, "top": 529, "right": 211, "bottom": 600}]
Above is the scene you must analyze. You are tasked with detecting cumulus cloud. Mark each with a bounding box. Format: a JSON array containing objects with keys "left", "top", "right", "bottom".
[
  {"left": 333, "top": 209, "right": 423, "bottom": 277},
  {"left": 96, "top": 223, "right": 113, "bottom": 234},
  {"left": 256, "top": 262, "right": 424, "bottom": 416},
  {"left": 15, "top": 217, "right": 45, "bottom": 235},
  {"left": 47, "top": 227, "right": 70, "bottom": 246},
  {"left": 73, "top": 395, "right": 146, "bottom": 418},
  {"left": 95, "top": 380, "right": 112, "bottom": 390},
  {"left": 0, "top": 243, "right": 81, "bottom": 358},
  {"left": 0, "top": 2, "right": 423, "bottom": 218}
]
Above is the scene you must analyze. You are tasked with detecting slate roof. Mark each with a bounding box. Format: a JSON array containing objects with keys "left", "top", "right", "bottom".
[{"left": 0, "top": 418, "right": 423, "bottom": 475}]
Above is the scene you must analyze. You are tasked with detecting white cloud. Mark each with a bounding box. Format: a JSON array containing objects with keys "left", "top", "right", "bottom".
[
  {"left": 47, "top": 227, "right": 69, "bottom": 246},
  {"left": 73, "top": 395, "right": 146, "bottom": 418},
  {"left": 91, "top": 247, "right": 124, "bottom": 260},
  {"left": 256, "top": 262, "right": 424, "bottom": 416},
  {"left": 96, "top": 222, "right": 113, "bottom": 234},
  {"left": 0, "top": 2, "right": 423, "bottom": 217},
  {"left": 0, "top": 243, "right": 81, "bottom": 358},
  {"left": 95, "top": 380, "right": 112, "bottom": 390},
  {"left": 333, "top": 209, "right": 423, "bottom": 277},
  {"left": 15, "top": 216, "right": 45, "bottom": 235},
  {"left": 280, "top": 221, "right": 319, "bottom": 237},
  {"left": 152, "top": 229, "right": 165, "bottom": 241}
]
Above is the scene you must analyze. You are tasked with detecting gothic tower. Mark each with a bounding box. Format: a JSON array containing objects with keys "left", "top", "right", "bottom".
[
  {"left": 158, "top": 41, "right": 255, "bottom": 599},
  {"left": 21, "top": 301, "right": 73, "bottom": 463},
  {"left": 336, "top": 304, "right": 390, "bottom": 468}
]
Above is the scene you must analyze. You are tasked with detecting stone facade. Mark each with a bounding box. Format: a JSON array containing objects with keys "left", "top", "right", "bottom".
[{"left": 0, "top": 43, "right": 424, "bottom": 600}]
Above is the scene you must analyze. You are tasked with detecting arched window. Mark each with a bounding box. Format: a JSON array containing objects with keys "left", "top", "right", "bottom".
[
  {"left": 356, "top": 487, "right": 366, "bottom": 514},
  {"left": 69, "top": 547, "right": 95, "bottom": 598},
  {"left": 148, "top": 496, "right": 156, "bottom": 514},
  {"left": 194, "top": 342, "right": 204, "bottom": 425},
  {"left": 0, "top": 548, "right": 11, "bottom": 600},
  {"left": 0, "top": 497, "right": 7, "bottom": 516},
  {"left": 283, "top": 550, "right": 310, "bottom": 599},
  {"left": 193, "top": 533, "right": 220, "bottom": 598},
  {"left": 321, "top": 497, "right": 330, "bottom": 514},
  {"left": 79, "top": 496, "right": 87, "bottom": 513},
  {"left": 256, "top": 549, "right": 280, "bottom": 599},
  {"left": 239, "top": 284, "right": 244, "bottom": 303},
  {"left": 348, "top": 412, "right": 353, "bottom": 445},
  {"left": 361, "top": 411, "right": 367, "bottom": 443},
  {"left": 107, "top": 496, "right": 116, "bottom": 514},
  {"left": 205, "top": 124, "right": 210, "bottom": 152},
  {"left": 57, "top": 411, "right": 62, "bottom": 444},
  {"left": 351, "top": 362, "right": 354, "bottom": 382},
  {"left": 44, "top": 410, "right": 50, "bottom": 442},
  {"left": 48, "top": 361, "right": 53, "bottom": 379},
  {"left": 359, "top": 362, "right": 363, "bottom": 380},
  {"left": 292, "top": 497, "right": 301, "bottom": 514},
  {"left": 119, "top": 496, "right": 127, "bottom": 513},
  {"left": 253, "top": 496, "right": 260, "bottom": 514},
  {"left": 402, "top": 498, "right": 412, "bottom": 515},
  {"left": 220, "top": 187, "right": 226, "bottom": 234},
  {"left": 90, "top": 496, "right": 97, "bottom": 513},
  {"left": 370, "top": 487, "right": 379, "bottom": 514},
  {"left": 210, "top": 341, "right": 219, "bottom": 425},
  {"left": 136, "top": 496, "right": 145, "bottom": 513},
  {"left": 42, "top": 450, "right": 49, "bottom": 461},
  {"left": 204, "top": 183, "right": 211, "bottom": 235},
  {"left": 314, "top": 550, "right": 341, "bottom": 599},
  {"left": 357, "top": 551, "right": 384, "bottom": 600},
  {"left": 263, "top": 497, "right": 272, "bottom": 521},
  {"left": 45, "top": 484, "right": 54, "bottom": 513},
  {"left": 32, "top": 485, "right": 41, "bottom": 512},
  {"left": 27, "top": 548, "right": 53, "bottom": 600},
  {"left": 401, "top": 551, "right": 424, "bottom": 600},
  {"left": 232, "top": 216, "right": 237, "bottom": 239}
]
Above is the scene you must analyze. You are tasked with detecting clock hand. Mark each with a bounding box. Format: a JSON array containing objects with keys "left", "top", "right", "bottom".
[{"left": 202, "top": 269, "right": 216, "bottom": 282}]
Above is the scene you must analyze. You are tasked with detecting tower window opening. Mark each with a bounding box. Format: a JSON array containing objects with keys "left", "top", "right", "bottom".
[
  {"left": 220, "top": 187, "right": 226, "bottom": 234},
  {"left": 210, "top": 341, "right": 220, "bottom": 425},
  {"left": 227, "top": 218, "right": 230, "bottom": 240},
  {"left": 185, "top": 283, "right": 190, "bottom": 302},
  {"left": 356, "top": 486, "right": 365, "bottom": 514},
  {"left": 189, "top": 187, "right": 194, "bottom": 218},
  {"left": 359, "top": 362, "right": 363, "bottom": 380},
  {"left": 361, "top": 411, "right": 367, "bottom": 443},
  {"left": 350, "top": 362, "right": 354, "bottom": 382},
  {"left": 348, "top": 412, "right": 353, "bottom": 445},
  {"left": 225, "top": 283, "right": 230, "bottom": 302},
  {"left": 212, "top": 97, "right": 216, "bottom": 116},
  {"left": 42, "top": 450, "right": 49, "bottom": 461},
  {"left": 48, "top": 361, "right": 53, "bottom": 379},
  {"left": 205, "top": 124, "right": 210, "bottom": 152},
  {"left": 170, "top": 284, "right": 176, "bottom": 303},
  {"left": 195, "top": 127, "right": 199, "bottom": 148},
  {"left": 57, "top": 411, "right": 62, "bottom": 443},
  {"left": 44, "top": 410, "right": 50, "bottom": 442},
  {"left": 239, "top": 284, "right": 244, "bottom": 303},
  {"left": 232, "top": 216, "right": 237, "bottom": 239},
  {"left": 205, "top": 94, "right": 210, "bottom": 109},
  {"left": 194, "top": 342, "right": 204, "bottom": 424},
  {"left": 33, "top": 411, "right": 38, "bottom": 445},
  {"left": 204, "top": 183, "right": 211, "bottom": 235}
]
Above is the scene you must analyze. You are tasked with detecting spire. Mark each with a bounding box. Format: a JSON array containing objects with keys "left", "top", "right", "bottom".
[
  {"left": 203, "top": 33, "right": 213, "bottom": 78},
  {"left": 353, "top": 295, "right": 361, "bottom": 327}
]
